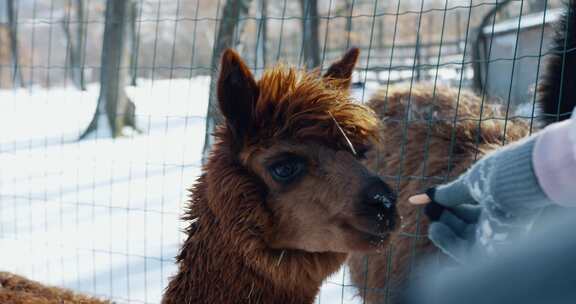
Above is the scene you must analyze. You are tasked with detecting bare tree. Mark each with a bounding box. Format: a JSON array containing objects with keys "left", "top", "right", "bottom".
[
  {"left": 6, "top": 0, "right": 23, "bottom": 87},
  {"left": 299, "top": 0, "right": 320, "bottom": 69},
  {"left": 128, "top": 0, "right": 140, "bottom": 86},
  {"left": 80, "top": 0, "right": 137, "bottom": 139},
  {"left": 255, "top": 0, "right": 268, "bottom": 68},
  {"left": 377, "top": 18, "right": 384, "bottom": 49},
  {"left": 202, "top": 0, "right": 253, "bottom": 160},
  {"left": 528, "top": 0, "right": 547, "bottom": 13},
  {"left": 344, "top": 0, "right": 353, "bottom": 48},
  {"left": 62, "top": 0, "right": 86, "bottom": 90}
]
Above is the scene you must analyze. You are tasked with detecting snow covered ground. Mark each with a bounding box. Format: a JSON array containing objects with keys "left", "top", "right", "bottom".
[{"left": 0, "top": 78, "right": 364, "bottom": 304}]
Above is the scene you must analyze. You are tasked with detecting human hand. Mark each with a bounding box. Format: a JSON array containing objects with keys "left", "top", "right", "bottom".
[{"left": 410, "top": 136, "right": 551, "bottom": 263}]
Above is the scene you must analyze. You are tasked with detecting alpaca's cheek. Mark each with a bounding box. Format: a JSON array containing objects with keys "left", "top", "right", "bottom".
[{"left": 265, "top": 218, "right": 350, "bottom": 253}]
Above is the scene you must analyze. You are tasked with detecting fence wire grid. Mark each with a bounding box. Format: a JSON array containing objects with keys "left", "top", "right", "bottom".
[{"left": 0, "top": 0, "right": 565, "bottom": 303}]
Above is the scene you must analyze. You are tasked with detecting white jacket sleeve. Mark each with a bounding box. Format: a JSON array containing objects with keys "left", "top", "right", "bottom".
[{"left": 533, "top": 107, "right": 576, "bottom": 207}]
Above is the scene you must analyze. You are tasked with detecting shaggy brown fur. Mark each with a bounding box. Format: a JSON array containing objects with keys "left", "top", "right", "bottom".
[
  {"left": 348, "top": 84, "right": 532, "bottom": 303},
  {"left": 162, "top": 49, "right": 398, "bottom": 304},
  {"left": 0, "top": 272, "right": 109, "bottom": 304}
]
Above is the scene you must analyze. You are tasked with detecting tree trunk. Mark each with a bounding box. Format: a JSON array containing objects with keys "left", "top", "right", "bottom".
[
  {"left": 201, "top": 0, "right": 253, "bottom": 161},
  {"left": 415, "top": 31, "right": 422, "bottom": 81},
  {"left": 299, "top": 0, "right": 320, "bottom": 70},
  {"left": 74, "top": 0, "right": 86, "bottom": 89},
  {"left": 378, "top": 18, "right": 384, "bottom": 49},
  {"left": 528, "top": 0, "right": 547, "bottom": 13},
  {"left": 62, "top": 0, "right": 86, "bottom": 90},
  {"left": 344, "top": 0, "right": 353, "bottom": 49},
  {"left": 128, "top": 0, "right": 140, "bottom": 86},
  {"left": 255, "top": 0, "right": 267, "bottom": 69},
  {"left": 7, "top": 0, "right": 23, "bottom": 87},
  {"left": 80, "top": 0, "right": 136, "bottom": 139}
]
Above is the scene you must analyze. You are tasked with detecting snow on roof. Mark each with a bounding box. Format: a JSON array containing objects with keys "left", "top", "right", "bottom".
[{"left": 482, "top": 8, "right": 563, "bottom": 36}]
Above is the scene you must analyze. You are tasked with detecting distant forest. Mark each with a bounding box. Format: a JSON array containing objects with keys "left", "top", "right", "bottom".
[{"left": 0, "top": 0, "right": 563, "bottom": 88}]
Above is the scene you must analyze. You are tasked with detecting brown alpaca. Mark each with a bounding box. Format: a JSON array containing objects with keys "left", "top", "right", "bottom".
[
  {"left": 0, "top": 272, "right": 109, "bottom": 304},
  {"left": 161, "top": 48, "right": 399, "bottom": 304},
  {"left": 347, "top": 84, "right": 532, "bottom": 303}
]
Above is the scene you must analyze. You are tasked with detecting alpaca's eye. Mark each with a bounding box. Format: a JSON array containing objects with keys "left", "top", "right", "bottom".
[
  {"left": 268, "top": 158, "right": 305, "bottom": 183},
  {"left": 356, "top": 145, "right": 372, "bottom": 160}
]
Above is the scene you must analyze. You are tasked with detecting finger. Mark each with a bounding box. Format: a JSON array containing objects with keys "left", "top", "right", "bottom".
[
  {"left": 428, "top": 222, "right": 470, "bottom": 264},
  {"left": 438, "top": 210, "right": 476, "bottom": 240},
  {"left": 425, "top": 200, "right": 446, "bottom": 222},
  {"left": 409, "top": 193, "right": 431, "bottom": 205},
  {"left": 429, "top": 178, "right": 478, "bottom": 207},
  {"left": 425, "top": 201, "right": 480, "bottom": 228},
  {"left": 450, "top": 204, "right": 482, "bottom": 224}
]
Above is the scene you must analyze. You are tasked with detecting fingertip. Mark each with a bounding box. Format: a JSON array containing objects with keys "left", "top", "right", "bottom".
[{"left": 409, "top": 193, "right": 431, "bottom": 205}]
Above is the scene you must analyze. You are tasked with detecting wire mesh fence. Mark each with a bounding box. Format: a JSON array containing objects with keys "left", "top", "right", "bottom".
[{"left": 0, "top": 0, "right": 565, "bottom": 303}]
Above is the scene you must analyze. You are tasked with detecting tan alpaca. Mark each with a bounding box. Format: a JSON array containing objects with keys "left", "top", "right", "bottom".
[
  {"left": 348, "top": 84, "right": 531, "bottom": 302},
  {"left": 0, "top": 272, "right": 110, "bottom": 304},
  {"left": 348, "top": 0, "right": 576, "bottom": 300}
]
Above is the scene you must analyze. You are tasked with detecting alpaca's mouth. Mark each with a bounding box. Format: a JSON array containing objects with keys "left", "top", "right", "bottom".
[
  {"left": 345, "top": 222, "right": 393, "bottom": 240},
  {"left": 358, "top": 227, "right": 391, "bottom": 240},
  {"left": 352, "top": 207, "right": 398, "bottom": 233}
]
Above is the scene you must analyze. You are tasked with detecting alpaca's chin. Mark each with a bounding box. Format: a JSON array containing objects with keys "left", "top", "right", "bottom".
[{"left": 342, "top": 223, "right": 394, "bottom": 252}]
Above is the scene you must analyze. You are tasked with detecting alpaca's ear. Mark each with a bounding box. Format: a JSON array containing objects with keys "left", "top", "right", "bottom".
[
  {"left": 323, "top": 47, "right": 359, "bottom": 89},
  {"left": 217, "top": 49, "right": 258, "bottom": 141}
]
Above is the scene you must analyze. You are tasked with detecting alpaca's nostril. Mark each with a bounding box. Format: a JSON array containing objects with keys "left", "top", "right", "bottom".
[
  {"left": 372, "top": 193, "right": 394, "bottom": 209},
  {"left": 362, "top": 177, "right": 396, "bottom": 208}
]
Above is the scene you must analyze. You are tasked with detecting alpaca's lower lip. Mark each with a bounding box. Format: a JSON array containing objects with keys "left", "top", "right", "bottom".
[
  {"left": 361, "top": 229, "right": 391, "bottom": 245},
  {"left": 353, "top": 213, "right": 397, "bottom": 233},
  {"left": 348, "top": 223, "right": 391, "bottom": 239}
]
